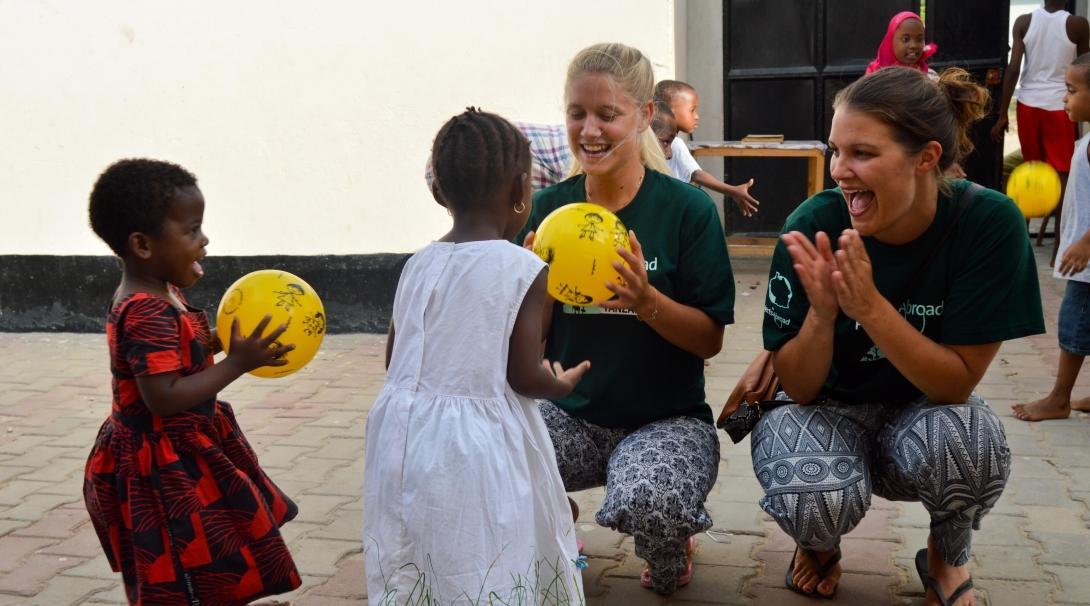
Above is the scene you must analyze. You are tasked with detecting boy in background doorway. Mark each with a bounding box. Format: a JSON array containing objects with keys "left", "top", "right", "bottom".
[{"left": 655, "top": 80, "right": 760, "bottom": 217}]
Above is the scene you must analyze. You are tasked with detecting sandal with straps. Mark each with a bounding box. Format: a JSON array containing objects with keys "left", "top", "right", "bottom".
[
  {"left": 640, "top": 535, "right": 697, "bottom": 591},
  {"left": 915, "top": 548, "right": 974, "bottom": 606},
  {"left": 785, "top": 546, "right": 842, "bottom": 598}
]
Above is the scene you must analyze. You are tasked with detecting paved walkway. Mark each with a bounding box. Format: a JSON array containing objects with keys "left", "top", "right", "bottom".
[{"left": 0, "top": 246, "right": 1088, "bottom": 605}]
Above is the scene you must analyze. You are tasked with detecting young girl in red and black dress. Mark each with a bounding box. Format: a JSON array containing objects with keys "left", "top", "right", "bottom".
[{"left": 84, "top": 158, "right": 301, "bottom": 605}]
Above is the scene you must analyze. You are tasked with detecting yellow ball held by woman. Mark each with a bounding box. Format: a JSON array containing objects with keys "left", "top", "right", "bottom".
[
  {"left": 1007, "top": 161, "right": 1061, "bottom": 218},
  {"left": 532, "top": 202, "right": 632, "bottom": 306},
  {"left": 215, "top": 270, "right": 326, "bottom": 378}
]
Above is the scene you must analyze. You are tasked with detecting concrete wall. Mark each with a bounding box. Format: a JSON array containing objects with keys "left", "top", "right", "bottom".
[{"left": 0, "top": 0, "right": 676, "bottom": 257}]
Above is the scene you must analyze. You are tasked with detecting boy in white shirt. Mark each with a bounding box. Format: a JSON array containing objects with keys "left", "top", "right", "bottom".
[{"left": 656, "top": 79, "right": 760, "bottom": 216}]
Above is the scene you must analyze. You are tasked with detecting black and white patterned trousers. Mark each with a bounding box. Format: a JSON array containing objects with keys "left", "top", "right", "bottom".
[
  {"left": 537, "top": 401, "right": 719, "bottom": 594},
  {"left": 751, "top": 393, "right": 1011, "bottom": 566}
]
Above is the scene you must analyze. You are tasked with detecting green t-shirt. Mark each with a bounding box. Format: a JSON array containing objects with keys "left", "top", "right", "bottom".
[
  {"left": 763, "top": 180, "right": 1045, "bottom": 403},
  {"left": 518, "top": 168, "right": 735, "bottom": 429}
]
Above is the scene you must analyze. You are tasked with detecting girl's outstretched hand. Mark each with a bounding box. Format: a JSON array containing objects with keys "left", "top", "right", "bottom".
[
  {"left": 782, "top": 230, "right": 839, "bottom": 322},
  {"left": 521, "top": 230, "right": 536, "bottom": 250},
  {"left": 832, "top": 229, "right": 882, "bottom": 323},
  {"left": 226, "top": 315, "right": 295, "bottom": 374},
  {"left": 542, "top": 358, "right": 590, "bottom": 395},
  {"left": 601, "top": 231, "right": 656, "bottom": 317}
]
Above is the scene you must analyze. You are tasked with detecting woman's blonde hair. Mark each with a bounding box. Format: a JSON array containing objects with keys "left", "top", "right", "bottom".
[{"left": 564, "top": 43, "right": 670, "bottom": 177}]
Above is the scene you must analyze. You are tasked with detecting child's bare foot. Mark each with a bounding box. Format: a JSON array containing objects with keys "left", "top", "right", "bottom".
[
  {"left": 1012, "top": 395, "right": 1072, "bottom": 421},
  {"left": 1071, "top": 396, "right": 1090, "bottom": 412},
  {"left": 923, "top": 536, "right": 975, "bottom": 605}
]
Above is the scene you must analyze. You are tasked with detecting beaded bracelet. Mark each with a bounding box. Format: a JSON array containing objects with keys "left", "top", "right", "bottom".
[{"left": 635, "top": 291, "right": 659, "bottom": 323}]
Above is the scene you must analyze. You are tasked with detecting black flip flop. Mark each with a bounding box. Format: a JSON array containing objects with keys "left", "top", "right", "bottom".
[
  {"left": 785, "top": 547, "right": 841, "bottom": 598},
  {"left": 915, "top": 548, "right": 974, "bottom": 606}
]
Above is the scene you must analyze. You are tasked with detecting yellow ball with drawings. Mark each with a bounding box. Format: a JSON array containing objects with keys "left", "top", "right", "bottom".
[
  {"left": 1006, "top": 161, "right": 1061, "bottom": 218},
  {"left": 532, "top": 202, "right": 632, "bottom": 306},
  {"left": 215, "top": 270, "right": 326, "bottom": 378}
]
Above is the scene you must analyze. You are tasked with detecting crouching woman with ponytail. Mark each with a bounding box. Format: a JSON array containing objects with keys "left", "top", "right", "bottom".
[{"left": 751, "top": 67, "right": 1044, "bottom": 604}]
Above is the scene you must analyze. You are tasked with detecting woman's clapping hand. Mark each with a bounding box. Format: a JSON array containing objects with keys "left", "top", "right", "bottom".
[
  {"left": 783, "top": 229, "right": 883, "bottom": 324},
  {"left": 783, "top": 230, "right": 839, "bottom": 322},
  {"left": 831, "top": 230, "right": 882, "bottom": 323}
]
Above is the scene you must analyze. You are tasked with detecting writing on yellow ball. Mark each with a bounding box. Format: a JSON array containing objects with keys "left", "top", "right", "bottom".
[{"left": 532, "top": 202, "right": 633, "bottom": 306}]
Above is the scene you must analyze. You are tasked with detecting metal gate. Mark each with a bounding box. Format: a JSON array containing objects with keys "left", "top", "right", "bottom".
[{"left": 721, "top": 0, "right": 1014, "bottom": 235}]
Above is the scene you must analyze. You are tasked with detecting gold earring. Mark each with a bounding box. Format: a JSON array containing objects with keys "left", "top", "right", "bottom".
[{"left": 514, "top": 201, "right": 527, "bottom": 214}]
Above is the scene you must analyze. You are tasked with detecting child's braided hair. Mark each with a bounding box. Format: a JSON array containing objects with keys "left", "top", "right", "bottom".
[{"left": 430, "top": 107, "right": 530, "bottom": 212}]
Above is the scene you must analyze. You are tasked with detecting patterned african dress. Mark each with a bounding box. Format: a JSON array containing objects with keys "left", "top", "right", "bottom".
[{"left": 83, "top": 289, "right": 300, "bottom": 606}]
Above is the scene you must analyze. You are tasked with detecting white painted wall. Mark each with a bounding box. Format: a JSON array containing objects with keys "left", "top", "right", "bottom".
[{"left": 0, "top": 1, "right": 675, "bottom": 255}]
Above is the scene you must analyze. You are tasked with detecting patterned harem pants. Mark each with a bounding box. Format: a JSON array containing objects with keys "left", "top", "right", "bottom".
[
  {"left": 751, "top": 394, "right": 1011, "bottom": 566},
  {"left": 537, "top": 401, "right": 719, "bottom": 594}
]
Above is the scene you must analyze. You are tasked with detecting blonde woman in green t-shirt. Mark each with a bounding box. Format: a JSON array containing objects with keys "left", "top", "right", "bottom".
[
  {"left": 519, "top": 43, "right": 735, "bottom": 596},
  {"left": 754, "top": 67, "right": 1044, "bottom": 604}
]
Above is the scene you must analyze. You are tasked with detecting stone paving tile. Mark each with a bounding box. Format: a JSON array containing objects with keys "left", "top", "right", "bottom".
[
  {"left": 0, "top": 553, "right": 84, "bottom": 596},
  {"left": 1043, "top": 564, "right": 1090, "bottom": 604},
  {"left": 18, "top": 575, "right": 116, "bottom": 606},
  {"left": 289, "top": 537, "right": 360, "bottom": 578},
  {"left": 0, "top": 466, "right": 32, "bottom": 485},
  {"left": 1023, "top": 506, "right": 1088, "bottom": 534},
  {"left": 0, "top": 492, "right": 80, "bottom": 521},
  {"left": 10, "top": 503, "right": 90, "bottom": 543},
  {"left": 84, "top": 582, "right": 128, "bottom": 604},
  {"left": 972, "top": 544, "right": 1045, "bottom": 581},
  {"left": 668, "top": 564, "right": 754, "bottom": 604},
  {"left": 38, "top": 525, "right": 104, "bottom": 559},
  {"left": 973, "top": 579, "right": 1056, "bottom": 606},
  {"left": 1031, "top": 531, "right": 1090, "bottom": 567},
  {"left": 584, "top": 556, "right": 624, "bottom": 598}
]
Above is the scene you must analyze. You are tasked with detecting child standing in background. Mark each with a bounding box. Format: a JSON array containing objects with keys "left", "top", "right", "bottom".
[
  {"left": 84, "top": 158, "right": 301, "bottom": 605},
  {"left": 865, "top": 11, "right": 938, "bottom": 76},
  {"left": 1014, "top": 53, "right": 1090, "bottom": 421},
  {"left": 364, "top": 108, "right": 588, "bottom": 604},
  {"left": 655, "top": 79, "right": 760, "bottom": 216}
]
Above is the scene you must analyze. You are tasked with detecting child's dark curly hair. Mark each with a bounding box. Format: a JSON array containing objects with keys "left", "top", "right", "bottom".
[
  {"left": 88, "top": 158, "right": 198, "bottom": 257},
  {"left": 430, "top": 108, "right": 530, "bottom": 213}
]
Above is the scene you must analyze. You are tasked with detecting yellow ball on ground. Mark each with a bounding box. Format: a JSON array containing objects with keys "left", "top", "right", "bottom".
[
  {"left": 1006, "top": 161, "right": 1061, "bottom": 218},
  {"left": 215, "top": 270, "right": 326, "bottom": 378},
  {"left": 532, "top": 202, "right": 632, "bottom": 306}
]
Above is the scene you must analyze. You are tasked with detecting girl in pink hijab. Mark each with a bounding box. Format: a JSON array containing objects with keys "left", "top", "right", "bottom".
[{"left": 866, "top": 11, "right": 938, "bottom": 75}]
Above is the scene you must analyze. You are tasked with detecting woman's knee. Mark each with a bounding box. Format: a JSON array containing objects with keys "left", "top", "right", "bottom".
[
  {"left": 884, "top": 396, "right": 1011, "bottom": 501},
  {"left": 597, "top": 419, "right": 719, "bottom": 537},
  {"left": 751, "top": 404, "right": 872, "bottom": 549},
  {"left": 751, "top": 404, "right": 870, "bottom": 490}
]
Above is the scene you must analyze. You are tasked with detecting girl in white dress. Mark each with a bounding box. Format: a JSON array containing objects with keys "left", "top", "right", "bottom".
[{"left": 364, "top": 108, "right": 590, "bottom": 605}]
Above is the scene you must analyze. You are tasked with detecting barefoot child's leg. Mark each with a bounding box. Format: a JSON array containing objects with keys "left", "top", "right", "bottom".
[
  {"left": 1014, "top": 281, "right": 1090, "bottom": 421},
  {"left": 1013, "top": 349, "right": 1085, "bottom": 420}
]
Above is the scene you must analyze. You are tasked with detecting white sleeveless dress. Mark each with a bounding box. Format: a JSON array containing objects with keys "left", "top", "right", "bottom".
[{"left": 363, "top": 240, "right": 583, "bottom": 605}]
